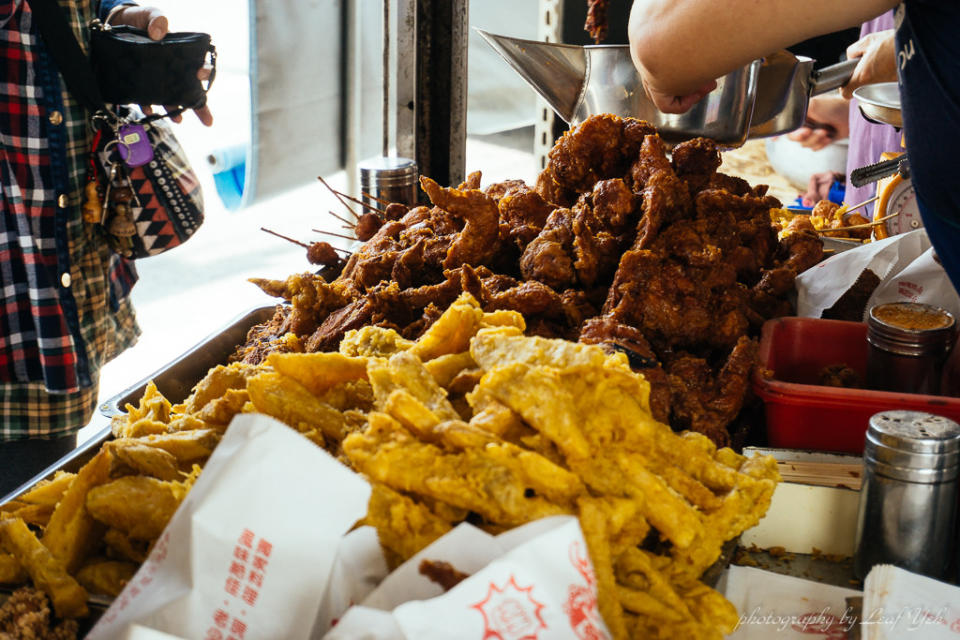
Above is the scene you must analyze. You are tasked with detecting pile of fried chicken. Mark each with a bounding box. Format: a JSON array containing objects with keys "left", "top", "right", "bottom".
[{"left": 243, "top": 115, "right": 823, "bottom": 446}]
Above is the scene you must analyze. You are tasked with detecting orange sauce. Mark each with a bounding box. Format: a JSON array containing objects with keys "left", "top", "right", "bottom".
[{"left": 873, "top": 303, "right": 954, "bottom": 331}]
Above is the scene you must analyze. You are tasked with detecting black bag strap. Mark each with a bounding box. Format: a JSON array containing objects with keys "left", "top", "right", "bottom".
[{"left": 25, "top": 0, "right": 107, "bottom": 114}]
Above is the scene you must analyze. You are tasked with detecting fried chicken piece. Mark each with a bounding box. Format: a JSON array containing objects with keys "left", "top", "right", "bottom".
[
  {"left": 706, "top": 172, "right": 752, "bottom": 196},
  {"left": 458, "top": 170, "right": 482, "bottom": 191},
  {"left": 519, "top": 208, "right": 577, "bottom": 290},
  {"left": 664, "top": 337, "right": 758, "bottom": 447},
  {"left": 591, "top": 178, "right": 637, "bottom": 232},
  {"left": 585, "top": 0, "right": 609, "bottom": 43},
  {"left": 419, "top": 559, "right": 470, "bottom": 591},
  {"left": 485, "top": 178, "right": 528, "bottom": 202},
  {"left": 631, "top": 136, "right": 693, "bottom": 249},
  {"left": 535, "top": 166, "right": 577, "bottom": 208},
  {"left": 0, "top": 587, "right": 77, "bottom": 640},
  {"left": 497, "top": 185, "right": 556, "bottom": 251},
  {"left": 421, "top": 176, "right": 500, "bottom": 269},
  {"left": 545, "top": 114, "right": 656, "bottom": 194},
  {"left": 670, "top": 137, "right": 721, "bottom": 194}
]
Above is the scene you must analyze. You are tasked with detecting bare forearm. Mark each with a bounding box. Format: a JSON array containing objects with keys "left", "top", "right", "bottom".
[{"left": 629, "top": 0, "right": 899, "bottom": 97}]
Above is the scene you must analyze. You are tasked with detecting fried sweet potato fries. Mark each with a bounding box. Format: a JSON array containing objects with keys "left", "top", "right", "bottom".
[{"left": 2, "top": 293, "right": 779, "bottom": 638}]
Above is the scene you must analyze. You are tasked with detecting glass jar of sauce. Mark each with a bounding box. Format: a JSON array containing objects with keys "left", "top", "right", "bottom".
[{"left": 866, "top": 302, "right": 956, "bottom": 395}]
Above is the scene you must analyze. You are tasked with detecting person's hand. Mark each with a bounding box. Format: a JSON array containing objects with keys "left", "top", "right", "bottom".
[
  {"left": 801, "top": 171, "right": 843, "bottom": 207},
  {"left": 107, "top": 5, "right": 214, "bottom": 126},
  {"left": 640, "top": 75, "right": 718, "bottom": 114},
  {"left": 787, "top": 94, "right": 850, "bottom": 150},
  {"left": 841, "top": 29, "right": 897, "bottom": 100}
]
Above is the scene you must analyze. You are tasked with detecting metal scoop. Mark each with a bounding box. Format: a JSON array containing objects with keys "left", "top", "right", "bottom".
[
  {"left": 476, "top": 29, "right": 761, "bottom": 147},
  {"left": 748, "top": 50, "right": 859, "bottom": 137}
]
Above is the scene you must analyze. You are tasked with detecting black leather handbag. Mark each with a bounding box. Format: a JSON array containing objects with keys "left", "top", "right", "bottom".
[{"left": 90, "top": 23, "right": 216, "bottom": 109}]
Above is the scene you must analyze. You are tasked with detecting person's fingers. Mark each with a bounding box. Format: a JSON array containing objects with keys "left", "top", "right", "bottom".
[
  {"left": 142, "top": 105, "right": 154, "bottom": 116},
  {"left": 803, "top": 129, "right": 833, "bottom": 151},
  {"left": 193, "top": 105, "right": 214, "bottom": 127},
  {"left": 110, "top": 6, "right": 168, "bottom": 40},
  {"left": 788, "top": 126, "right": 814, "bottom": 143},
  {"left": 163, "top": 106, "right": 183, "bottom": 123}
]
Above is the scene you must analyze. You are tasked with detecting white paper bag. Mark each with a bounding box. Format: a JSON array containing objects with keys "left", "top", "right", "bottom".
[
  {"left": 721, "top": 566, "right": 861, "bottom": 639},
  {"left": 865, "top": 247, "right": 960, "bottom": 320},
  {"left": 796, "top": 229, "right": 931, "bottom": 319},
  {"left": 861, "top": 565, "right": 960, "bottom": 639},
  {"left": 325, "top": 516, "right": 611, "bottom": 640},
  {"left": 87, "top": 414, "right": 371, "bottom": 640}
]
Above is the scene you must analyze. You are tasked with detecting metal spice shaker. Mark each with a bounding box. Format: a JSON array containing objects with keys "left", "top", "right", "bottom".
[
  {"left": 853, "top": 410, "right": 960, "bottom": 581},
  {"left": 866, "top": 302, "right": 956, "bottom": 395},
  {"left": 358, "top": 157, "right": 419, "bottom": 210}
]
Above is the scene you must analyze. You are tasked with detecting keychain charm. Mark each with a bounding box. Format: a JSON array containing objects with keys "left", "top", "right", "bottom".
[{"left": 116, "top": 122, "right": 154, "bottom": 167}]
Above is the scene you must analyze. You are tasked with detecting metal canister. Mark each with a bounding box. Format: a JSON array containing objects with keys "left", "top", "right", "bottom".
[
  {"left": 853, "top": 410, "right": 960, "bottom": 581},
  {"left": 866, "top": 302, "right": 956, "bottom": 395},
  {"left": 358, "top": 157, "right": 418, "bottom": 210}
]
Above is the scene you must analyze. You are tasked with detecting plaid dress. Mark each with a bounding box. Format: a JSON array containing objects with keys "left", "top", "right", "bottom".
[{"left": 0, "top": 0, "right": 139, "bottom": 439}]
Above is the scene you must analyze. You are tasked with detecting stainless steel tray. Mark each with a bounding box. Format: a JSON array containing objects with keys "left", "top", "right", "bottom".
[{"left": 0, "top": 305, "right": 277, "bottom": 505}]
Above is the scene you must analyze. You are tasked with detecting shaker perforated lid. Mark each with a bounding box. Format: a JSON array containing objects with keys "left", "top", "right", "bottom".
[
  {"left": 865, "top": 411, "right": 960, "bottom": 482},
  {"left": 358, "top": 157, "right": 418, "bottom": 188}
]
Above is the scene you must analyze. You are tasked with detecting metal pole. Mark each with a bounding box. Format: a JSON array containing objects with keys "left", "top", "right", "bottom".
[{"left": 382, "top": 0, "right": 391, "bottom": 157}]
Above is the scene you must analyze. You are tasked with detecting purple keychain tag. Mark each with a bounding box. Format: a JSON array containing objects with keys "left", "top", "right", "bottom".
[{"left": 117, "top": 123, "right": 154, "bottom": 168}]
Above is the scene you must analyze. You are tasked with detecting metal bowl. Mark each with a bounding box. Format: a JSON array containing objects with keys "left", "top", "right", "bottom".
[{"left": 854, "top": 82, "right": 902, "bottom": 128}]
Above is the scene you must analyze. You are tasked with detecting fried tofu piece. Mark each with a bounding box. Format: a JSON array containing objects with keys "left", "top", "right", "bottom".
[
  {"left": 196, "top": 388, "right": 250, "bottom": 427},
  {"left": 247, "top": 371, "right": 351, "bottom": 442},
  {"left": 86, "top": 476, "right": 185, "bottom": 541},
  {"left": 15, "top": 471, "right": 75, "bottom": 507},
  {"left": 340, "top": 325, "right": 413, "bottom": 357},
  {"left": 470, "top": 327, "right": 631, "bottom": 374},
  {"left": 344, "top": 413, "right": 573, "bottom": 525},
  {"left": 105, "top": 440, "right": 182, "bottom": 481},
  {"left": 177, "top": 363, "right": 260, "bottom": 414},
  {"left": 266, "top": 352, "right": 368, "bottom": 396},
  {"left": 368, "top": 352, "right": 461, "bottom": 423},
  {"left": 424, "top": 352, "right": 476, "bottom": 389},
  {"left": 131, "top": 429, "right": 220, "bottom": 463},
  {"left": 0, "top": 552, "right": 26, "bottom": 584},
  {"left": 102, "top": 529, "right": 147, "bottom": 564},
  {"left": 0, "top": 518, "right": 88, "bottom": 618},
  {"left": 41, "top": 450, "right": 112, "bottom": 574},
  {"left": 76, "top": 560, "right": 138, "bottom": 597},
  {"left": 317, "top": 379, "right": 374, "bottom": 412},
  {"left": 407, "top": 293, "right": 485, "bottom": 361},
  {"left": 364, "top": 484, "right": 453, "bottom": 567}
]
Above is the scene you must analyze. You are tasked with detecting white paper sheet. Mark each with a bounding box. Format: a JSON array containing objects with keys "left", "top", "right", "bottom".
[
  {"left": 325, "top": 516, "right": 611, "bottom": 640},
  {"left": 87, "top": 414, "right": 371, "bottom": 640},
  {"left": 861, "top": 565, "right": 960, "bottom": 639},
  {"left": 722, "top": 565, "right": 861, "bottom": 639},
  {"left": 796, "top": 229, "right": 931, "bottom": 319}
]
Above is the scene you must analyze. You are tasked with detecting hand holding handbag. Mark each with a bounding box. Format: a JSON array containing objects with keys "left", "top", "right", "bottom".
[{"left": 26, "top": 0, "right": 214, "bottom": 258}]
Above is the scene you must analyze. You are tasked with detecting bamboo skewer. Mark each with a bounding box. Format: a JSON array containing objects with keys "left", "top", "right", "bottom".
[
  {"left": 261, "top": 227, "right": 353, "bottom": 256},
  {"left": 331, "top": 189, "right": 387, "bottom": 215},
  {"left": 361, "top": 190, "right": 391, "bottom": 207},
  {"left": 261, "top": 227, "right": 309, "bottom": 248},
  {"left": 317, "top": 175, "right": 360, "bottom": 220},
  {"left": 327, "top": 210, "right": 356, "bottom": 227},
  {"left": 821, "top": 210, "right": 900, "bottom": 233},
  {"left": 312, "top": 228, "right": 358, "bottom": 242},
  {"left": 840, "top": 195, "right": 879, "bottom": 217}
]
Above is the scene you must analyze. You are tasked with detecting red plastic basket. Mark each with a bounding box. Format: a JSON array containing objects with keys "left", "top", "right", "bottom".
[{"left": 753, "top": 317, "right": 960, "bottom": 454}]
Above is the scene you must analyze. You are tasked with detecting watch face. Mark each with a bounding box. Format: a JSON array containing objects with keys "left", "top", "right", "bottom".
[{"left": 885, "top": 180, "right": 923, "bottom": 236}]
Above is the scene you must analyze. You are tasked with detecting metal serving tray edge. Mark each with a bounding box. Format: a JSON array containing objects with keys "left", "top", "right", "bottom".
[{"left": 0, "top": 305, "right": 277, "bottom": 506}]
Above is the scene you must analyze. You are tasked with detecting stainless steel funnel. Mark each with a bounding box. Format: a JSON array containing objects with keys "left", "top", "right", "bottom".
[{"left": 477, "top": 29, "right": 760, "bottom": 147}]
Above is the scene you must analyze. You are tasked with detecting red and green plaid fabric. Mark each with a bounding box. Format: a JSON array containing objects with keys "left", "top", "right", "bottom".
[{"left": 0, "top": 0, "right": 139, "bottom": 438}]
